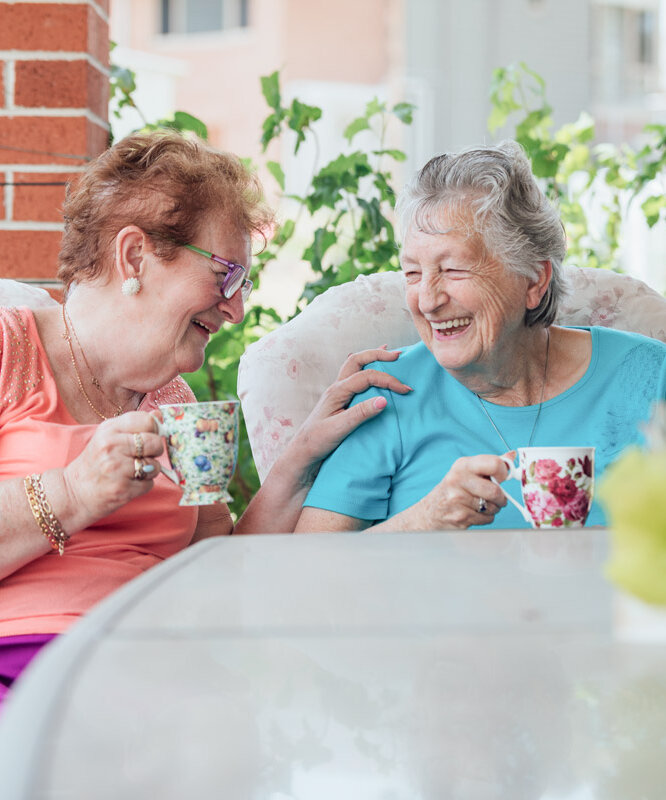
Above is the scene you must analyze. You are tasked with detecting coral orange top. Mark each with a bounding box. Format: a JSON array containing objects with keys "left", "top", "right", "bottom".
[{"left": 0, "top": 307, "right": 198, "bottom": 636}]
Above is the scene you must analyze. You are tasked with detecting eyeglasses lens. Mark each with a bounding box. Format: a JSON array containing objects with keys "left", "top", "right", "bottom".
[
  {"left": 221, "top": 267, "right": 245, "bottom": 300},
  {"left": 241, "top": 279, "right": 253, "bottom": 303}
]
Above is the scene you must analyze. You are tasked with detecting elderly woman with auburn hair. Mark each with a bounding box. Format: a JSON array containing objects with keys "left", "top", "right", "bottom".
[
  {"left": 0, "top": 131, "right": 409, "bottom": 702},
  {"left": 297, "top": 141, "right": 666, "bottom": 532}
]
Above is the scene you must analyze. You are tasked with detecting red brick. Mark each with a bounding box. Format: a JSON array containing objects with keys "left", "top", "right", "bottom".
[
  {"left": 0, "top": 62, "right": 4, "bottom": 109},
  {"left": 15, "top": 61, "right": 108, "bottom": 118},
  {"left": 0, "top": 116, "right": 109, "bottom": 166},
  {"left": 0, "top": 230, "right": 63, "bottom": 279},
  {"left": 87, "top": 118, "right": 109, "bottom": 156},
  {"left": 88, "top": 6, "right": 110, "bottom": 67},
  {"left": 0, "top": 5, "right": 109, "bottom": 64},
  {"left": 0, "top": 174, "right": 5, "bottom": 219},
  {"left": 12, "top": 171, "right": 77, "bottom": 222}
]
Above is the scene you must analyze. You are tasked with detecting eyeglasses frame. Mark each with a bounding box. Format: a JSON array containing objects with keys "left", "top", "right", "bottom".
[{"left": 181, "top": 243, "right": 253, "bottom": 302}]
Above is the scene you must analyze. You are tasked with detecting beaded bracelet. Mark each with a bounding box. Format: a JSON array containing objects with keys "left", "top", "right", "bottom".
[{"left": 24, "top": 473, "right": 69, "bottom": 556}]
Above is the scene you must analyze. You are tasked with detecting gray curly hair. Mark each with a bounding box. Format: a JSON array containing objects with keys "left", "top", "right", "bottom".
[{"left": 396, "top": 140, "right": 567, "bottom": 327}]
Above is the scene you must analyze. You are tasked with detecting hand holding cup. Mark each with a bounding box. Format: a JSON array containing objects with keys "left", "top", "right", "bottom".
[{"left": 493, "top": 446, "right": 595, "bottom": 529}]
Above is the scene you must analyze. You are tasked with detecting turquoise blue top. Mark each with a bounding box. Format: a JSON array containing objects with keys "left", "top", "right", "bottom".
[{"left": 304, "top": 327, "right": 666, "bottom": 529}]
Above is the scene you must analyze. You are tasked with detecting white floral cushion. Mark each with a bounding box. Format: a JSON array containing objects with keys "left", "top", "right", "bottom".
[
  {"left": 239, "top": 266, "right": 666, "bottom": 482},
  {"left": 0, "top": 279, "right": 58, "bottom": 309}
]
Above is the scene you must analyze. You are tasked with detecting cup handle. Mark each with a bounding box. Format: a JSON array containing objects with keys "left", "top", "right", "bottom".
[
  {"left": 490, "top": 456, "right": 533, "bottom": 525},
  {"left": 152, "top": 417, "right": 179, "bottom": 486},
  {"left": 160, "top": 465, "right": 180, "bottom": 485}
]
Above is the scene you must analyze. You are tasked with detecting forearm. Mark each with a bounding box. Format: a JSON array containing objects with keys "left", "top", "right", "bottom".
[
  {"left": 295, "top": 495, "right": 459, "bottom": 534},
  {"left": 295, "top": 505, "right": 425, "bottom": 534},
  {"left": 234, "top": 449, "right": 317, "bottom": 535},
  {"left": 361, "top": 507, "right": 430, "bottom": 533},
  {"left": 0, "top": 470, "right": 92, "bottom": 580}
]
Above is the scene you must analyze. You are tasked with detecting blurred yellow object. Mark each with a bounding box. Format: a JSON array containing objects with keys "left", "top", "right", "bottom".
[{"left": 600, "top": 447, "right": 666, "bottom": 605}]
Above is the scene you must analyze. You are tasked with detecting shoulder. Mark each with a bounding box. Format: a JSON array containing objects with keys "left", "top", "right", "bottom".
[
  {"left": 364, "top": 341, "right": 438, "bottom": 380},
  {"left": 589, "top": 325, "right": 666, "bottom": 358},
  {"left": 0, "top": 307, "right": 44, "bottom": 410},
  {"left": 586, "top": 326, "right": 666, "bottom": 399},
  {"left": 0, "top": 306, "right": 39, "bottom": 359},
  {"left": 0, "top": 306, "right": 34, "bottom": 336}
]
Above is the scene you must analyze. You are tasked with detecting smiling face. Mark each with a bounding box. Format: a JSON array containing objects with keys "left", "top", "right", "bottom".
[
  {"left": 141, "top": 216, "right": 250, "bottom": 376},
  {"left": 401, "top": 211, "right": 538, "bottom": 383}
]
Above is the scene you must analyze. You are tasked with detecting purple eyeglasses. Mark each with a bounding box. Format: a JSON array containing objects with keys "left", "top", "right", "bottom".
[{"left": 181, "top": 243, "right": 253, "bottom": 302}]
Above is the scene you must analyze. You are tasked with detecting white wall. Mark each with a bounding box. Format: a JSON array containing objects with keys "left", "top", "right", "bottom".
[{"left": 402, "top": 0, "right": 591, "bottom": 162}]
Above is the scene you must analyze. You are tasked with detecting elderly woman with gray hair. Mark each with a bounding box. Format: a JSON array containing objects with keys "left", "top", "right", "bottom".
[{"left": 296, "top": 140, "right": 666, "bottom": 531}]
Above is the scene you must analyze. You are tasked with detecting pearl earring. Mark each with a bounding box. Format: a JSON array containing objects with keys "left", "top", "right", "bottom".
[{"left": 121, "top": 277, "right": 141, "bottom": 297}]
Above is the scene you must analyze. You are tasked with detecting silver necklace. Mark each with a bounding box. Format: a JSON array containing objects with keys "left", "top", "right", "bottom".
[{"left": 476, "top": 328, "right": 550, "bottom": 451}]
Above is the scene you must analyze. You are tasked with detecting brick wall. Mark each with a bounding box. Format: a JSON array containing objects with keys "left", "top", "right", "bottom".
[{"left": 0, "top": 1, "right": 109, "bottom": 285}]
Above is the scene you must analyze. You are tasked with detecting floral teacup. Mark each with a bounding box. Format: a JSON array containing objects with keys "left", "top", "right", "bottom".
[
  {"left": 156, "top": 401, "right": 239, "bottom": 506},
  {"left": 497, "top": 446, "right": 595, "bottom": 529}
]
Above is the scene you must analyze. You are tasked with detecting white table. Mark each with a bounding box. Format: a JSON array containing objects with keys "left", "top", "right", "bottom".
[{"left": 1, "top": 529, "right": 666, "bottom": 799}]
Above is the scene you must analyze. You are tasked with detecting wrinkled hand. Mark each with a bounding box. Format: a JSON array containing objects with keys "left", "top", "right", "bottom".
[
  {"left": 289, "top": 346, "right": 411, "bottom": 481},
  {"left": 62, "top": 411, "right": 166, "bottom": 525},
  {"left": 411, "top": 453, "right": 512, "bottom": 529}
]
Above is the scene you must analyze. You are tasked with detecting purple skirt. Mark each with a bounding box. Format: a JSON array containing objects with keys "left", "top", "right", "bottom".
[{"left": 0, "top": 633, "right": 58, "bottom": 707}]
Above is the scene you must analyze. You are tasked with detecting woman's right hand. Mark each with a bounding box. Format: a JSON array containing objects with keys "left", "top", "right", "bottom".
[
  {"left": 406, "top": 453, "right": 512, "bottom": 529},
  {"left": 296, "top": 452, "right": 514, "bottom": 534},
  {"left": 61, "top": 411, "right": 166, "bottom": 528}
]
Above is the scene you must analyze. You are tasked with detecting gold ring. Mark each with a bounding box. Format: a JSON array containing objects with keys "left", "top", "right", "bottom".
[
  {"left": 133, "top": 457, "right": 148, "bottom": 480},
  {"left": 133, "top": 432, "right": 144, "bottom": 459}
]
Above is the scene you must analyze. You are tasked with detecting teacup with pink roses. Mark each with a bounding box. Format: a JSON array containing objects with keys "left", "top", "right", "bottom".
[{"left": 497, "top": 447, "right": 595, "bottom": 529}]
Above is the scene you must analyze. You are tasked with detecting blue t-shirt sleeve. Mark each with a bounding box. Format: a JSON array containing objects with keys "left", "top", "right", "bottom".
[
  {"left": 659, "top": 356, "right": 666, "bottom": 401},
  {"left": 303, "top": 383, "right": 402, "bottom": 521}
]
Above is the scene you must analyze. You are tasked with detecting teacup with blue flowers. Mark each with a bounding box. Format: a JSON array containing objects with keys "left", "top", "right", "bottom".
[{"left": 156, "top": 400, "right": 239, "bottom": 506}]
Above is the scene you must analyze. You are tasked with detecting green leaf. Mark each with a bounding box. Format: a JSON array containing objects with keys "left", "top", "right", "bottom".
[
  {"left": 373, "top": 172, "right": 396, "bottom": 205},
  {"left": 530, "top": 143, "right": 568, "bottom": 178},
  {"left": 303, "top": 227, "right": 338, "bottom": 272},
  {"left": 266, "top": 160, "right": 285, "bottom": 190},
  {"left": 344, "top": 116, "right": 371, "bottom": 143},
  {"left": 392, "top": 102, "right": 415, "bottom": 124},
  {"left": 358, "top": 197, "right": 384, "bottom": 237},
  {"left": 145, "top": 111, "right": 208, "bottom": 139},
  {"left": 261, "top": 71, "right": 282, "bottom": 111},
  {"left": 307, "top": 152, "right": 372, "bottom": 211},
  {"left": 641, "top": 195, "right": 666, "bottom": 227},
  {"left": 260, "top": 110, "right": 286, "bottom": 151},
  {"left": 270, "top": 218, "right": 295, "bottom": 248},
  {"left": 110, "top": 65, "right": 136, "bottom": 95},
  {"left": 287, "top": 98, "right": 322, "bottom": 153},
  {"left": 365, "top": 97, "right": 385, "bottom": 118},
  {"left": 372, "top": 148, "right": 407, "bottom": 162},
  {"left": 171, "top": 111, "right": 208, "bottom": 139}
]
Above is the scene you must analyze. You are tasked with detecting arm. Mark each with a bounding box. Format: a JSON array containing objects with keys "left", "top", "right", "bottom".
[
  {"left": 0, "top": 411, "right": 170, "bottom": 581},
  {"left": 0, "top": 475, "right": 58, "bottom": 579},
  {"left": 233, "top": 348, "right": 411, "bottom": 535},
  {"left": 190, "top": 504, "right": 234, "bottom": 543},
  {"left": 296, "top": 454, "right": 512, "bottom": 533}
]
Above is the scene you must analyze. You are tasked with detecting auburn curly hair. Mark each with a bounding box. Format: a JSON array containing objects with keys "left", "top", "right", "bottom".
[{"left": 58, "top": 130, "right": 274, "bottom": 289}]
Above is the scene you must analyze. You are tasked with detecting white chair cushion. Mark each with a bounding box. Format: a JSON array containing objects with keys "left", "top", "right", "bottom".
[
  {"left": 0, "top": 279, "right": 58, "bottom": 309},
  {"left": 239, "top": 266, "right": 666, "bottom": 482}
]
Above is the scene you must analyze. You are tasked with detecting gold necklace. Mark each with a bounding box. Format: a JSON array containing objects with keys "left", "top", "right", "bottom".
[
  {"left": 61, "top": 304, "right": 124, "bottom": 420},
  {"left": 476, "top": 328, "right": 550, "bottom": 451}
]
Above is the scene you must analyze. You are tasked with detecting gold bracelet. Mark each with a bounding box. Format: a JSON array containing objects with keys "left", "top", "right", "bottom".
[{"left": 23, "top": 474, "right": 70, "bottom": 556}]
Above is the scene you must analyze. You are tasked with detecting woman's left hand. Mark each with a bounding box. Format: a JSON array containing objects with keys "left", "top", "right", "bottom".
[
  {"left": 235, "top": 347, "right": 411, "bottom": 536},
  {"left": 287, "top": 346, "right": 412, "bottom": 481}
]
